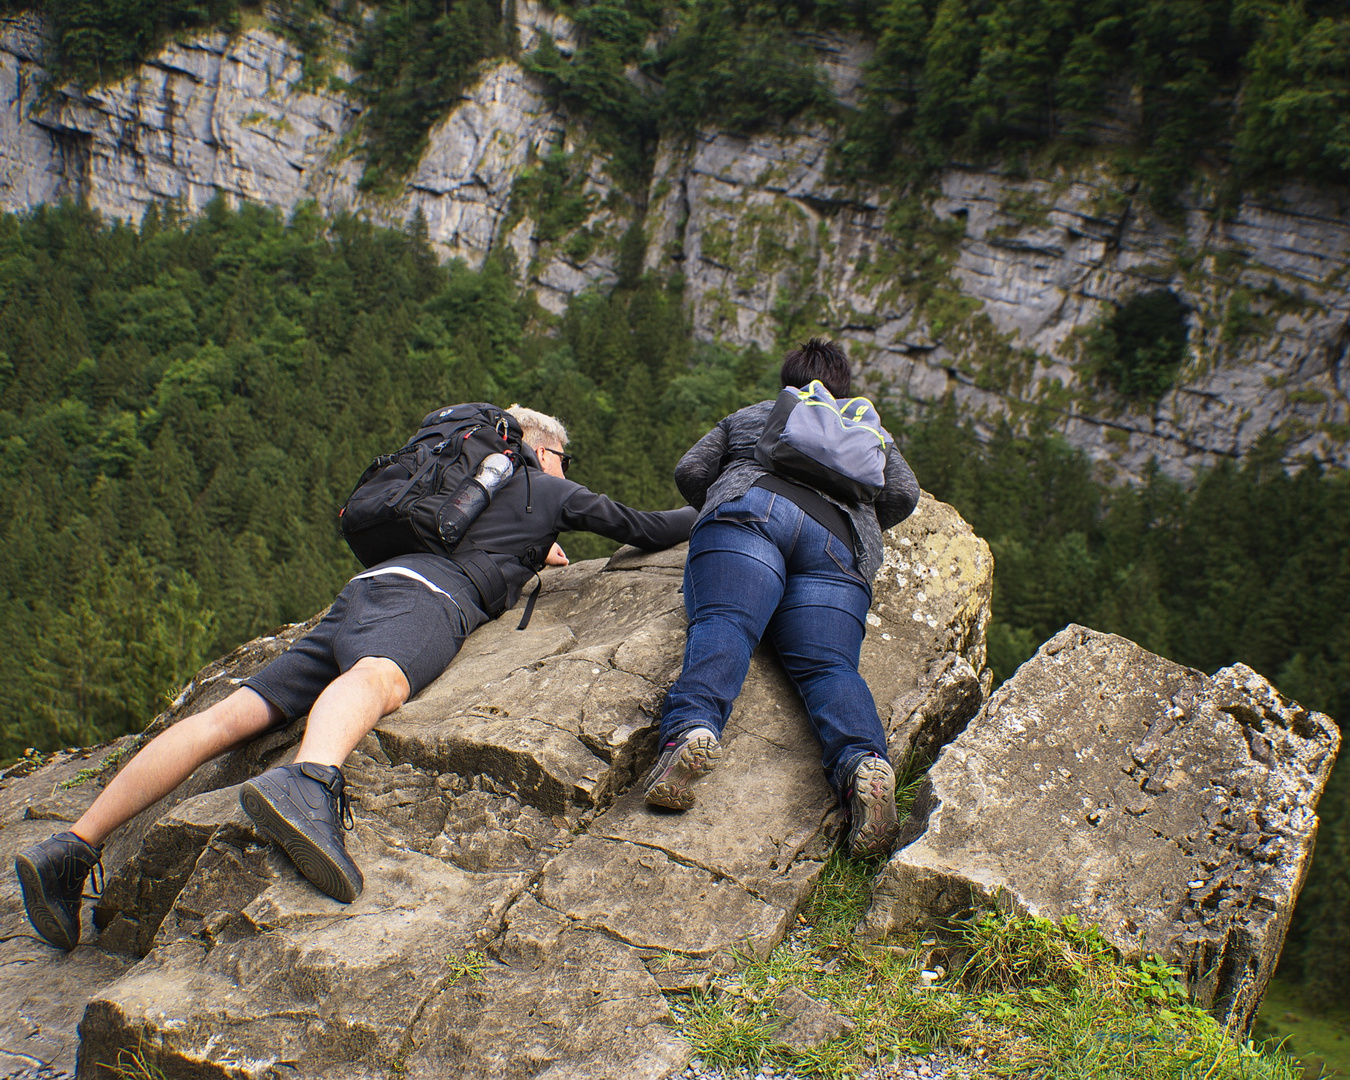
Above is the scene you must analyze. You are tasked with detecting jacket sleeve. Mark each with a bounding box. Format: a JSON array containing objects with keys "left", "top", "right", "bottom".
[
  {"left": 673, "top": 420, "right": 729, "bottom": 510},
  {"left": 559, "top": 489, "right": 698, "bottom": 550},
  {"left": 875, "top": 446, "right": 921, "bottom": 531}
]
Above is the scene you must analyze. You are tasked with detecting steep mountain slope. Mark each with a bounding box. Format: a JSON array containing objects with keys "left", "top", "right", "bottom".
[{"left": 1, "top": 3, "right": 1346, "bottom": 482}]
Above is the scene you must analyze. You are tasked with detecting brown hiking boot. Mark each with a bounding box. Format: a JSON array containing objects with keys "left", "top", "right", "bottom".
[
  {"left": 642, "top": 727, "right": 722, "bottom": 810},
  {"left": 846, "top": 756, "right": 901, "bottom": 858}
]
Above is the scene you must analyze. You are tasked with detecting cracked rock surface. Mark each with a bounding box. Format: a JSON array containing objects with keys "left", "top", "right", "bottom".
[
  {"left": 860, "top": 624, "right": 1340, "bottom": 1031},
  {"left": 0, "top": 498, "right": 991, "bottom": 1080}
]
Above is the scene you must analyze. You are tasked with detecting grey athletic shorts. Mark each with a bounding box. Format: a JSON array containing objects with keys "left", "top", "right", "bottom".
[{"left": 243, "top": 571, "right": 482, "bottom": 724}]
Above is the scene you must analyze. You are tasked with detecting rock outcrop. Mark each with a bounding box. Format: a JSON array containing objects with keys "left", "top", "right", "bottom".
[
  {"left": 0, "top": 495, "right": 993, "bottom": 1080},
  {"left": 2, "top": 12, "right": 1347, "bottom": 479},
  {"left": 859, "top": 625, "right": 1341, "bottom": 1031},
  {"left": 0, "top": 5, "right": 616, "bottom": 310},
  {"left": 646, "top": 125, "right": 1350, "bottom": 481}
]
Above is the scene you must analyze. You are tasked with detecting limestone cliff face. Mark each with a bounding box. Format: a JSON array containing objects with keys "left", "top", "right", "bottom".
[
  {"left": 648, "top": 128, "right": 1350, "bottom": 480},
  {"left": 3, "top": 11, "right": 1347, "bottom": 478},
  {"left": 0, "top": 4, "right": 610, "bottom": 306}
]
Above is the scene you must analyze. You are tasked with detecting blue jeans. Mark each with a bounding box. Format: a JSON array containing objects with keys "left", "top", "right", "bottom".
[{"left": 660, "top": 486, "right": 889, "bottom": 796}]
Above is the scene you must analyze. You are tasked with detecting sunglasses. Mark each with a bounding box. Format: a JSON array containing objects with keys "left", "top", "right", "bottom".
[{"left": 538, "top": 447, "right": 575, "bottom": 476}]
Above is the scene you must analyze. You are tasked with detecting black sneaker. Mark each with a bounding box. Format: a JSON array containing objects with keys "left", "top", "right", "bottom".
[
  {"left": 15, "top": 831, "right": 104, "bottom": 951},
  {"left": 642, "top": 727, "right": 722, "bottom": 810},
  {"left": 240, "top": 763, "right": 364, "bottom": 902},
  {"left": 846, "top": 756, "right": 901, "bottom": 858}
]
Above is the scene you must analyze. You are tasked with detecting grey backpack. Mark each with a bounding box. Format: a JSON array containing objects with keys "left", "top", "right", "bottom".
[{"left": 755, "top": 381, "right": 893, "bottom": 502}]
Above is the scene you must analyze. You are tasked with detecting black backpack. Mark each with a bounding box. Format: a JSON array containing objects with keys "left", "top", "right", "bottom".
[{"left": 339, "top": 404, "right": 526, "bottom": 614}]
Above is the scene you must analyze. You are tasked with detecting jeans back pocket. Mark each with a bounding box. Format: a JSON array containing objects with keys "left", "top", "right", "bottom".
[
  {"left": 824, "top": 531, "right": 868, "bottom": 586},
  {"left": 712, "top": 488, "right": 774, "bottom": 523}
]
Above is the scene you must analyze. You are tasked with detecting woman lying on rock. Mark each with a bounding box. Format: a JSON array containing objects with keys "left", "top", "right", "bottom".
[
  {"left": 640, "top": 338, "right": 920, "bottom": 857},
  {"left": 16, "top": 405, "right": 696, "bottom": 950}
]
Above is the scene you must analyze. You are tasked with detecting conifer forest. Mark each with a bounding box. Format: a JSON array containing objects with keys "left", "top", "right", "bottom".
[{"left": 1, "top": 0, "right": 1348, "bottom": 1033}]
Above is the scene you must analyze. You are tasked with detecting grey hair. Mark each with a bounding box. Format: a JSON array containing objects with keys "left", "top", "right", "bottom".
[{"left": 507, "top": 404, "right": 569, "bottom": 449}]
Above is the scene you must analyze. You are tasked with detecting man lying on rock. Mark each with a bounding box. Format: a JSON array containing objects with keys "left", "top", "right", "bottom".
[{"left": 16, "top": 405, "right": 696, "bottom": 950}]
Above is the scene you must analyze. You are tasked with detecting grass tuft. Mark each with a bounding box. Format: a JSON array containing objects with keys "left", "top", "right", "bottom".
[
  {"left": 444, "top": 949, "right": 488, "bottom": 984},
  {"left": 958, "top": 910, "right": 1120, "bottom": 994},
  {"left": 663, "top": 855, "right": 1303, "bottom": 1080},
  {"left": 107, "top": 1045, "right": 169, "bottom": 1080}
]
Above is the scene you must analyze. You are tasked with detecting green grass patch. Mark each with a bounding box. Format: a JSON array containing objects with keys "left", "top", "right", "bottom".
[
  {"left": 57, "top": 741, "right": 133, "bottom": 788},
  {"left": 665, "top": 854, "right": 1300, "bottom": 1080},
  {"left": 1076, "top": 290, "right": 1190, "bottom": 406}
]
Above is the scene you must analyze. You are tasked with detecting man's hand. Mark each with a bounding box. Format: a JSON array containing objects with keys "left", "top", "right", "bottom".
[{"left": 545, "top": 543, "right": 568, "bottom": 567}]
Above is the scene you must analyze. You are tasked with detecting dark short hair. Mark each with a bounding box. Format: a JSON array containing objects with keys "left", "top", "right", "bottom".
[{"left": 780, "top": 338, "right": 851, "bottom": 398}]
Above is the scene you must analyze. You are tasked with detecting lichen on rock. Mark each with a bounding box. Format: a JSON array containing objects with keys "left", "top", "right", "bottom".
[{"left": 859, "top": 623, "right": 1341, "bottom": 1032}]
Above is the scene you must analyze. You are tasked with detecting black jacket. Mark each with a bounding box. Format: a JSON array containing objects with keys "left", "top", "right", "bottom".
[{"left": 372, "top": 455, "right": 697, "bottom": 613}]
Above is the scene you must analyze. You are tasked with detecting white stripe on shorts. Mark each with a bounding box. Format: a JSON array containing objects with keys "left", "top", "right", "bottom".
[{"left": 349, "top": 566, "right": 463, "bottom": 613}]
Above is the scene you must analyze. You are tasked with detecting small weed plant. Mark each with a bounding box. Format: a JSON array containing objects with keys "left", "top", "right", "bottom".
[
  {"left": 444, "top": 949, "right": 488, "bottom": 984},
  {"left": 665, "top": 855, "right": 1300, "bottom": 1079},
  {"left": 107, "top": 1045, "right": 169, "bottom": 1080}
]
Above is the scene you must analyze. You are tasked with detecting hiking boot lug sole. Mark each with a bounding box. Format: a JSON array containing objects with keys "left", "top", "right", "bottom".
[
  {"left": 240, "top": 781, "right": 363, "bottom": 903},
  {"left": 848, "top": 815, "right": 902, "bottom": 858},
  {"left": 15, "top": 852, "right": 79, "bottom": 951},
  {"left": 643, "top": 739, "right": 723, "bottom": 810},
  {"left": 847, "top": 760, "right": 901, "bottom": 858}
]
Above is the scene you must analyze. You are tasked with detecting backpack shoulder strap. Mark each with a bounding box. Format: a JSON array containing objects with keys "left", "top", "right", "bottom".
[{"left": 451, "top": 548, "right": 510, "bottom": 620}]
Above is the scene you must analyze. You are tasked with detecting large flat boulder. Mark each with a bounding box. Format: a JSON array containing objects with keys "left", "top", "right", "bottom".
[
  {"left": 0, "top": 494, "right": 992, "bottom": 1080},
  {"left": 860, "top": 624, "right": 1341, "bottom": 1030}
]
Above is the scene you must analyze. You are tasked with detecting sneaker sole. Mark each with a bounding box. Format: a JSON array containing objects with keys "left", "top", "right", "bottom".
[
  {"left": 643, "top": 739, "right": 723, "bottom": 810},
  {"left": 848, "top": 769, "right": 901, "bottom": 858},
  {"left": 15, "top": 853, "right": 78, "bottom": 951},
  {"left": 240, "top": 781, "right": 362, "bottom": 903}
]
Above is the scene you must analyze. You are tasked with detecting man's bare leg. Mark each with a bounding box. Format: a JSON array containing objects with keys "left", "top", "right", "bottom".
[
  {"left": 238, "top": 657, "right": 409, "bottom": 902},
  {"left": 292, "top": 656, "right": 410, "bottom": 767},
  {"left": 70, "top": 656, "right": 406, "bottom": 849},
  {"left": 70, "top": 687, "right": 282, "bottom": 848}
]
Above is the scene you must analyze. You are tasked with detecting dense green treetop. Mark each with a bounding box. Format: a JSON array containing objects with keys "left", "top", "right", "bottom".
[{"left": 3, "top": 0, "right": 1346, "bottom": 201}]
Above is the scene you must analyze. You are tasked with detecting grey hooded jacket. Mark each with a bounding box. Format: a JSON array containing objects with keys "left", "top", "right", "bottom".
[{"left": 673, "top": 400, "right": 921, "bottom": 586}]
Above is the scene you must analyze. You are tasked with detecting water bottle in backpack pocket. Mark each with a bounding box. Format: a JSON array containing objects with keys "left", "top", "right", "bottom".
[{"left": 339, "top": 404, "right": 526, "bottom": 569}]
